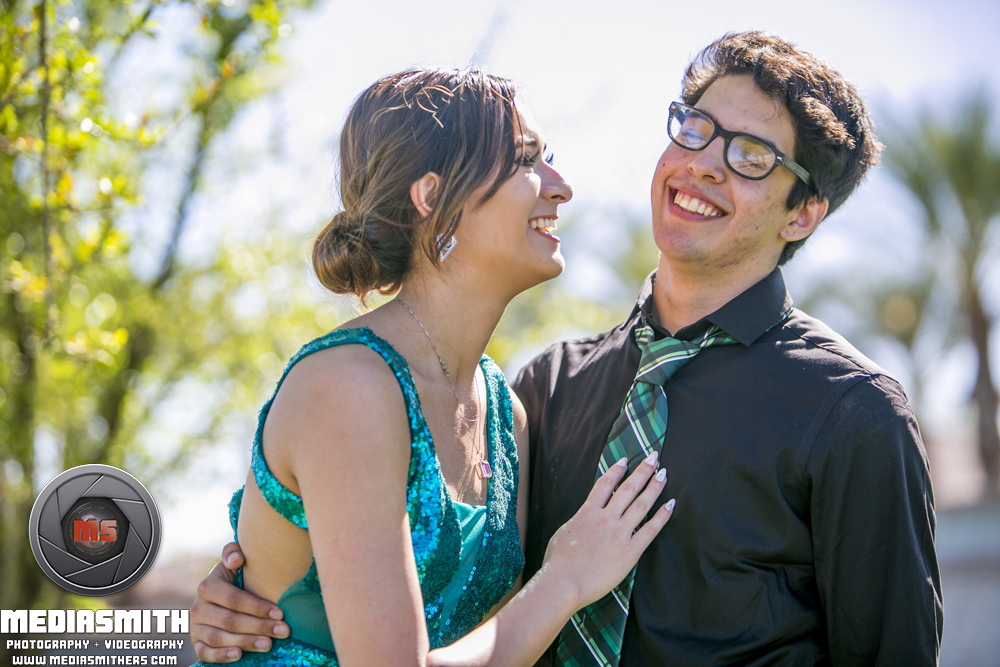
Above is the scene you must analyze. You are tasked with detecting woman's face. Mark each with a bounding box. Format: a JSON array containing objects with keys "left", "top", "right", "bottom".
[{"left": 451, "top": 107, "right": 573, "bottom": 296}]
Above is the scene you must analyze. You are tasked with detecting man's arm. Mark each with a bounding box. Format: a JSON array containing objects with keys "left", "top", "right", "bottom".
[
  {"left": 807, "top": 374, "right": 943, "bottom": 665},
  {"left": 190, "top": 543, "right": 289, "bottom": 663}
]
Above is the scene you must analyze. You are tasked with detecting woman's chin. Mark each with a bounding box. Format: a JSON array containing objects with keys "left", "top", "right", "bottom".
[
  {"left": 548, "top": 252, "right": 567, "bottom": 278},
  {"left": 520, "top": 253, "right": 566, "bottom": 291}
]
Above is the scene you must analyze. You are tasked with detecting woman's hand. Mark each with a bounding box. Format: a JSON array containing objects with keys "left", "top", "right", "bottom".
[
  {"left": 426, "top": 452, "right": 673, "bottom": 667},
  {"left": 539, "top": 451, "right": 673, "bottom": 610}
]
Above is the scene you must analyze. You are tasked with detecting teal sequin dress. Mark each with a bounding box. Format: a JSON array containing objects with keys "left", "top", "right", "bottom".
[{"left": 197, "top": 328, "right": 524, "bottom": 666}]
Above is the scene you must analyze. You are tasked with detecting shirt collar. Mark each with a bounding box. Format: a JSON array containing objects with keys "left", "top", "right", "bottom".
[{"left": 632, "top": 267, "right": 793, "bottom": 346}]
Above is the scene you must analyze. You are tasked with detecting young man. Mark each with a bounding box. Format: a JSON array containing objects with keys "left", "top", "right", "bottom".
[{"left": 189, "top": 33, "right": 943, "bottom": 665}]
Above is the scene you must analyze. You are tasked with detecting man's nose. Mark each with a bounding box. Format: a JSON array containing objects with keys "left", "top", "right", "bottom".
[{"left": 686, "top": 136, "right": 727, "bottom": 183}]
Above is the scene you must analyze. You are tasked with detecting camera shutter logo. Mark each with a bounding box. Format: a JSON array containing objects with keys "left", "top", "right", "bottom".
[{"left": 29, "top": 465, "right": 161, "bottom": 596}]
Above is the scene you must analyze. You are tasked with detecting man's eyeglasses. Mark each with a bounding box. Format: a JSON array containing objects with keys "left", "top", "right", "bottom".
[{"left": 667, "top": 101, "right": 812, "bottom": 187}]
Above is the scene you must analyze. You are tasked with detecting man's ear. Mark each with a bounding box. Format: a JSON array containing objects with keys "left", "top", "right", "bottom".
[
  {"left": 780, "top": 197, "right": 829, "bottom": 243},
  {"left": 409, "top": 172, "right": 442, "bottom": 219}
]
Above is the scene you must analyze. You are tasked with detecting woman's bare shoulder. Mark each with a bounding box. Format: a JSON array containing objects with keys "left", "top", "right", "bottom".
[
  {"left": 278, "top": 342, "right": 403, "bottom": 403},
  {"left": 263, "top": 342, "right": 412, "bottom": 485}
]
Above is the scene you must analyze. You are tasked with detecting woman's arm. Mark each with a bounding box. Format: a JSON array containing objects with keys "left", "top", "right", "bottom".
[
  {"left": 191, "top": 460, "right": 669, "bottom": 667},
  {"left": 427, "top": 453, "right": 670, "bottom": 667},
  {"left": 190, "top": 386, "right": 536, "bottom": 661},
  {"left": 192, "top": 353, "right": 672, "bottom": 666},
  {"left": 273, "top": 344, "right": 430, "bottom": 666}
]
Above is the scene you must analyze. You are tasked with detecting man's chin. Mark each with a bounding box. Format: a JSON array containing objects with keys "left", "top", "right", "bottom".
[{"left": 651, "top": 228, "right": 709, "bottom": 266}]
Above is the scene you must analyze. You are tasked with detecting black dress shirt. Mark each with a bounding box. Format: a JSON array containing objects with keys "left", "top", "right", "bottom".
[{"left": 512, "top": 269, "right": 943, "bottom": 666}]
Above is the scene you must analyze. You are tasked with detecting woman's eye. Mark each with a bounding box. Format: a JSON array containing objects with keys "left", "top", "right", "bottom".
[
  {"left": 521, "top": 152, "right": 541, "bottom": 167},
  {"left": 544, "top": 152, "right": 555, "bottom": 166}
]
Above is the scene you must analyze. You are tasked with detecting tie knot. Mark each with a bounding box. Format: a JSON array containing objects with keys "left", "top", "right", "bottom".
[{"left": 633, "top": 326, "right": 700, "bottom": 386}]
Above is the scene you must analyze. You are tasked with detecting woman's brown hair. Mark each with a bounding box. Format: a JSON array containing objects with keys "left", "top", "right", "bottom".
[{"left": 312, "top": 68, "right": 521, "bottom": 301}]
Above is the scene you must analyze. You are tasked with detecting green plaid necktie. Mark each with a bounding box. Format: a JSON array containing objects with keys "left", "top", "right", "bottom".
[{"left": 555, "top": 322, "right": 739, "bottom": 667}]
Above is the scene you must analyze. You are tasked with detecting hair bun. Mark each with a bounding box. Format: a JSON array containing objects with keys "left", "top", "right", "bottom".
[{"left": 312, "top": 211, "right": 381, "bottom": 296}]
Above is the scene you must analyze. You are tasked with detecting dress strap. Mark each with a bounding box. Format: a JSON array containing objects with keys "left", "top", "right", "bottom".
[
  {"left": 430, "top": 355, "right": 524, "bottom": 645},
  {"left": 249, "top": 327, "right": 428, "bottom": 529},
  {"left": 476, "top": 357, "right": 518, "bottom": 468}
]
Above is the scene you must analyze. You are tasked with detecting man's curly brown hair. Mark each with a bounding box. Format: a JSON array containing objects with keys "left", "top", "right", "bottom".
[{"left": 681, "top": 32, "right": 884, "bottom": 264}]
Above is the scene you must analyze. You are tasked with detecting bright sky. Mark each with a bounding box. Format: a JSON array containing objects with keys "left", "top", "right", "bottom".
[
  {"left": 149, "top": 0, "right": 1000, "bottom": 560},
  {"left": 279, "top": 0, "right": 999, "bottom": 209}
]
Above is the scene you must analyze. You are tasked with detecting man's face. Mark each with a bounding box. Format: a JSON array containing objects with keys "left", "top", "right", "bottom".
[{"left": 650, "top": 75, "right": 805, "bottom": 278}]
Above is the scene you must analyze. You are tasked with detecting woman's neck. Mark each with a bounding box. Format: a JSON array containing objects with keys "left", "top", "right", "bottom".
[{"left": 357, "top": 270, "right": 509, "bottom": 389}]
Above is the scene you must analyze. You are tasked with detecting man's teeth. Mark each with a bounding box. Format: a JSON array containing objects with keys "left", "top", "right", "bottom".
[
  {"left": 674, "top": 191, "right": 722, "bottom": 217},
  {"left": 529, "top": 217, "right": 558, "bottom": 232}
]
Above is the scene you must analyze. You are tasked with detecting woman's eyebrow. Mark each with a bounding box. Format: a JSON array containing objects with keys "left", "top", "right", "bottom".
[{"left": 519, "top": 136, "right": 547, "bottom": 153}]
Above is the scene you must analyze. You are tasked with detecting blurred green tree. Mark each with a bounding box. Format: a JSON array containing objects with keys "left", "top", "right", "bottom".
[
  {"left": 0, "top": 0, "right": 320, "bottom": 633},
  {"left": 884, "top": 92, "right": 1000, "bottom": 499}
]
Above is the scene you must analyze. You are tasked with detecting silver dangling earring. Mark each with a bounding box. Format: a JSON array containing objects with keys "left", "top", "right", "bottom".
[{"left": 436, "top": 233, "right": 457, "bottom": 262}]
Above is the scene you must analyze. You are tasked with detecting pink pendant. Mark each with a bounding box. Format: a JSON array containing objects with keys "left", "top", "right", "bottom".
[{"left": 475, "top": 460, "right": 493, "bottom": 479}]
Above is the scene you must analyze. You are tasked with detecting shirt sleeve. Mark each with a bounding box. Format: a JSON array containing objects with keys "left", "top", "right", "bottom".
[
  {"left": 806, "top": 373, "right": 943, "bottom": 665},
  {"left": 512, "top": 353, "right": 559, "bottom": 667},
  {"left": 511, "top": 350, "right": 551, "bottom": 468}
]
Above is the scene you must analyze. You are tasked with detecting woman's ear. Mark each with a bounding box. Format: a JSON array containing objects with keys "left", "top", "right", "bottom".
[{"left": 409, "top": 172, "right": 442, "bottom": 219}]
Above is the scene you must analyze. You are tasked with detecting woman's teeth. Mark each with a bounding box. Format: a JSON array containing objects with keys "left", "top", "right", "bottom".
[
  {"left": 529, "top": 217, "right": 558, "bottom": 233},
  {"left": 674, "top": 191, "right": 722, "bottom": 217}
]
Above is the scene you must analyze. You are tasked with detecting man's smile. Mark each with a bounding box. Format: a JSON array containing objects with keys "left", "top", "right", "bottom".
[{"left": 668, "top": 187, "right": 728, "bottom": 219}]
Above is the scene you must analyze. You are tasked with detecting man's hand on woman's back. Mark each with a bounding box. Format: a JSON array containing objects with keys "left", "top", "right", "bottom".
[{"left": 190, "top": 542, "right": 289, "bottom": 663}]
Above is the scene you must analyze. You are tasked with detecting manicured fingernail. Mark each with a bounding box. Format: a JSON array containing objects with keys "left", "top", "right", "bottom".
[
  {"left": 274, "top": 623, "right": 290, "bottom": 638},
  {"left": 655, "top": 468, "right": 667, "bottom": 482},
  {"left": 664, "top": 498, "right": 676, "bottom": 512},
  {"left": 644, "top": 451, "right": 659, "bottom": 467},
  {"left": 616, "top": 457, "right": 628, "bottom": 468},
  {"left": 226, "top": 648, "right": 240, "bottom": 659},
  {"left": 254, "top": 638, "right": 270, "bottom": 650},
  {"left": 268, "top": 608, "right": 284, "bottom": 620},
  {"left": 225, "top": 553, "right": 240, "bottom": 567}
]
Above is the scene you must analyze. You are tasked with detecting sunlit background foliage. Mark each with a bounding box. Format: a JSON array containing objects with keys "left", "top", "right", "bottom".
[{"left": 0, "top": 0, "right": 323, "bottom": 631}]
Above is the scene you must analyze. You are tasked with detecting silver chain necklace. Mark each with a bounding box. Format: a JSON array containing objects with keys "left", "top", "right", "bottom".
[{"left": 395, "top": 298, "right": 492, "bottom": 479}]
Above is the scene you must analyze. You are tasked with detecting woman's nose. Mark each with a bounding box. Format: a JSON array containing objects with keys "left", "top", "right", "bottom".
[{"left": 540, "top": 162, "right": 573, "bottom": 203}]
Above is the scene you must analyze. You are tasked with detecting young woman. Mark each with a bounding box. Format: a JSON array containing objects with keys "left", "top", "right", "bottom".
[{"left": 191, "top": 68, "right": 673, "bottom": 666}]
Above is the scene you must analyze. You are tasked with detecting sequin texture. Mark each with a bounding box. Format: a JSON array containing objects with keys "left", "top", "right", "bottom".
[
  {"left": 194, "top": 328, "right": 523, "bottom": 666},
  {"left": 434, "top": 356, "right": 523, "bottom": 646}
]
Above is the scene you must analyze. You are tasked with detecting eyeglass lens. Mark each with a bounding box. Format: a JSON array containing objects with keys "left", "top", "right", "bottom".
[{"left": 669, "top": 106, "right": 778, "bottom": 179}]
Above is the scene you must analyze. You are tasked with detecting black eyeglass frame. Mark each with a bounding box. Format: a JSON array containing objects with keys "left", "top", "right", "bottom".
[{"left": 667, "top": 101, "right": 813, "bottom": 187}]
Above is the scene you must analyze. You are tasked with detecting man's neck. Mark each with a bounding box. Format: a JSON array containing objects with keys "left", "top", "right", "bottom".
[{"left": 651, "top": 256, "right": 778, "bottom": 334}]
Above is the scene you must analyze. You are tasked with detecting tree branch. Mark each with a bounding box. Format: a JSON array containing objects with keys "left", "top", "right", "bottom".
[
  {"left": 151, "top": 112, "right": 207, "bottom": 291},
  {"left": 37, "top": 0, "right": 55, "bottom": 342}
]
